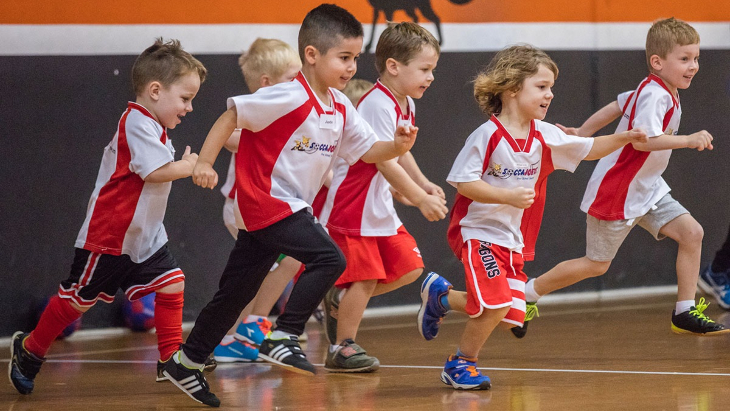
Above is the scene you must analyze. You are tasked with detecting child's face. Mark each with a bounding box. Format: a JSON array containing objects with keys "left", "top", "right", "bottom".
[
  {"left": 152, "top": 71, "right": 201, "bottom": 129},
  {"left": 653, "top": 43, "right": 700, "bottom": 92},
  {"left": 315, "top": 36, "right": 362, "bottom": 90},
  {"left": 513, "top": 64, "right": 555, "bottom": 121},
  {"left": 392, "top": 45, "right": 439, "bottom": 99}
]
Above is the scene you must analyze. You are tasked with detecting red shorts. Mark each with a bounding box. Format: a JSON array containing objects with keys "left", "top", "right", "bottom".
[
  {"left": 460, "top": 240, "right": 528, "bottom": 326},
  {"left": 330, "top": 225, "right": 424, "bottom": 288}
]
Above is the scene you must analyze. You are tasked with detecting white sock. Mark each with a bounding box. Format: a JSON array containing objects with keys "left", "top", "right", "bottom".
[
  {"left": 220, "top": 334, "right": 235, "bottom": 345},
  {"left": 524, "top": 279, "right": 542, "bottom": 303},
  {"left": 269, "top": 330, "right": 295, "bottom": 340},
  {"left": 329, "top": 344, "right": 340, "bottom": 353},
  {"left": 244, "top": 315, "right": 266, "bottom": 324},
  {"left": 179, "top": 350, "right": 204, "bottom": 370},
  {"left": 675, "top": 300, "right": 695, "bottom": 314}
]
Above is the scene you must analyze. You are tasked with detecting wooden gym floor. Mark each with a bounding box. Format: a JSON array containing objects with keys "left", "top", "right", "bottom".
[{"left": 2, "top": 294, "right": 730, "bottom": 410}]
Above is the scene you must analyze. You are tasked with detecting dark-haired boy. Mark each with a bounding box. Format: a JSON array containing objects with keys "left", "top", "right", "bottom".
[{"left": 162, "top": 4, "right": 417, "bottom": 407}]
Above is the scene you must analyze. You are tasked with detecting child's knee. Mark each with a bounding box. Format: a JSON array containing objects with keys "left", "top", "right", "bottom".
[
  {"left": 679, "top": 221, "right": 704, "bottom": 245},
  {"left": 401, "top": 268, "right": 423, "bottom": 285},
  {"left": 586, "top": 259, "right": 611, "bottom": 277},
  {"left": 157, "top": 281, "right": 185, "bottom": 294}
]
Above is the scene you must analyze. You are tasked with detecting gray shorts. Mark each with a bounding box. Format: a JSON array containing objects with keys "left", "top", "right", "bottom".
[{"left": 585, "top": 193, "right": 689, "bottom": 262}]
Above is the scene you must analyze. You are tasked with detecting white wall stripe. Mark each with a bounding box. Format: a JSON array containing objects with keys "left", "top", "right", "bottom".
[{"left": 1, "top": 22, "right": 728, "bottom": 55}]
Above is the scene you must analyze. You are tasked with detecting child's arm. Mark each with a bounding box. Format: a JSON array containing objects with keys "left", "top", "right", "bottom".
[
  {"left": 398, "top": 152, "right": 446, "bottom": 199},
  {"left": 456, "top": 180, "right": 535, "bottom": 209},
  {"left": 360, "top": 125, "right": 418, "bottom": 163},
  {"left": 584, "top": 129, "right": 648, "bottom": 161},
  {"left": 631, "top": 130, "right": 714, "bottom": 152},
  {"left": 144, "top": 146, "right": 198, "bottom": 183},
  {"left": 557, "top": 101, "right": 622, "bottom": 136},
  {"left": 377, "top": 159, "right": 447, "bottom": 221},
  {"left": 224, "top": 129, "right": 242, "bottom": 153},
  {"left": 193, "top": 106, "right": 238, "bottom": 188}
]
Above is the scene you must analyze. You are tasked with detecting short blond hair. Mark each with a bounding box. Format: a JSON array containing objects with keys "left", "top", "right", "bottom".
[
  {"left": 473, "top": 44, "right": 558, "bottom": 116},
  {"left": 342, "top": 78, "right": 374, "bottom": 106},
  {"left": 646, "top": 17, "right": 700, "bottom": 71},
  {"left": 375, "top": 21, "right": 440, "bottom": 75},
  {"left": 239, "top": 38, "right": 301, "bottom": 92}
]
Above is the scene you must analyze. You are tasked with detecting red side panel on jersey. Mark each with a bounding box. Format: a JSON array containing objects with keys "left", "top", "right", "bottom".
[
  {"left": 519, "top": 131, "right": 554, "bottom": 261},
  {"left": 83, "top": 108, "right": 145, "bottom": 255},
  {"left": 311, "top": 186, "right": 329, "bottom": 218},
  {"left": 235, "top": 100, "right": 313, "bottom": 231},
  {"left": 327, "top": 160, "right": 379, "bottom": 235}
]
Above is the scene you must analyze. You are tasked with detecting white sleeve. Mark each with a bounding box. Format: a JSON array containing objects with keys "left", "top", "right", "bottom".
[
  {"left": 540, "top": 122, "right": 594, "bottom": 172},
  {"left": 226, "top": 83, "right": 306, "bottom": 132},
  {"left": 616, "top": 90, "right": 634, "bottom": 112},
  {"left": 126, "top": 118, "right": 174, "bottom": 179},
  {"left": 446, "top": 126, "right": 488, "bottom": 186},
  {"left": 632, "top": 87, "right": 673, "bottom": 138},
  {"left": 338, "top": 97, "right": 379, "bottom": 165},
  {"left": 358, "top": 99, "right": 396, "bottom": 143}
]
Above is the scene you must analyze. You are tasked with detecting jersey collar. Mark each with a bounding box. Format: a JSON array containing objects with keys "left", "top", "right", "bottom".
[
  {"left": 491, "top": 114, "right": 535, "bottom": 153},
  {"left": 375, "top": 79, "right": 413, "bottom": 123},
  {"left": 648, "top": 74, "right": 679, "bottom": 108},
  {"left": 296, "top": 72, "right": 335, "bottom": 116}
]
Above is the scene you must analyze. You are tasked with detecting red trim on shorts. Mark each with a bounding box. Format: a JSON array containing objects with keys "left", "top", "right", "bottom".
[{"left": 125, "top": 268, "right": 185, "bottom": 300}]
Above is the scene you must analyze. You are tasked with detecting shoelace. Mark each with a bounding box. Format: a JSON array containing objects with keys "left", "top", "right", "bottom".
[
  {"left": 524, "top": 303, "right": 539, "bottom": 321},
  {"left": 689, "top": 297, "right": 716, "bottom": 324}
]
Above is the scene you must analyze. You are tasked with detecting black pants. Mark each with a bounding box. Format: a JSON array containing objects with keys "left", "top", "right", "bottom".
[
  {"left": 712, "top": 224, "right": 730, "bottom": 273},
  {"left": 182, "top": 209, "right": 346, "bottom": 363}
]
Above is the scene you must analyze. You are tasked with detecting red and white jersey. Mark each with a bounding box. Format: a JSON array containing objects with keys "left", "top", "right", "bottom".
[
  {"left": 320, "top": 81, "right": 414, "bottom": 236},
  {"left": 75, "top": 102, "right": 175, "bottom": 263},
  {"left": 581, "top": 74, "right": 680, "bottom": 220},
  {"left": 228, "top": 72, "right": 379, "bottom": 231},
  {"left": 447, "top": 116, "right": 593, "bottom": 260}
]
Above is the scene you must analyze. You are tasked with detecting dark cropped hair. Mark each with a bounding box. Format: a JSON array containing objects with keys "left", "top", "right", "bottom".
[
  {"left": 298, "top": 4, "right": 363, "bottom": 60},
  {"left": 131, "top": 38, "right": 207, "bottom": 95}
]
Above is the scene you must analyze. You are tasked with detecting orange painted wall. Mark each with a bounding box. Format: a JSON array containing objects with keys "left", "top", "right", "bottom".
[{"left": 2, "top": 0, "right": 728, "bottom": 24}]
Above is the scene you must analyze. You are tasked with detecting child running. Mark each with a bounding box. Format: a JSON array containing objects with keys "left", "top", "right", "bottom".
[
  {"left": 420, "top": 44, "right": 647, "bottom": 390},
  {"left": 319, "top": 22, "right": 447, "bottom": 373},
  {"left": 9, "top": 39, "right": 207, "bottom": 395}
]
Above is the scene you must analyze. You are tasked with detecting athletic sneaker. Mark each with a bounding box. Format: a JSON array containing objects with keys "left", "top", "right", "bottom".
[
  {"left": 324, "top": 339, "right": 380, "bottom": 373},
  {"left": 417, "top": 272, "right": 452, "bottom": 340},
  {"left": 698, "top": 265, "right": 730, "bottom": 310},
  {"left": 510, "top": 302, "right": 539, "bottom": 339},
  {"left": 8, "top": 331, "right": 45, "bottom": 395},
  {"left": 234, "top": 317, "right": 272, "bottom": 346},
  {"left": 162, "top": 351, "right": 220, "bottom": 407},
  {"left": 213, "top": 339, "right": 260, "bottom": 363},
  {"left": 258, "top": 335, "right": 315, "bottom": 376},
  {"left": 323, "top": 286, "right": 341, "bottom": 345},
  {"left": 440, "top": 355, "right": 491, "bottom": 390},
  {"left": 157, "top": 355, "right": 218, "bottom": 382},
  {"left": 671, "top": 298, "right": 730, "bottom": 335}
]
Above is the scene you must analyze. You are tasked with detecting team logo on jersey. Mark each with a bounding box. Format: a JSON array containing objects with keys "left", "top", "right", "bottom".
[
  {"left": 487, "top": 161, "right": 539, "bottom": 180},
  {"left": 477, "top": 241, "right": 501, "bottom": 279},
  {"left": 291, "top": 135, "right": 337, "bottom": 156}
]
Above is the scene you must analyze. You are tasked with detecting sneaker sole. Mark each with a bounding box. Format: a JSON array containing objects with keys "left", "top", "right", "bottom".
[
  {"left": 213, "top": 355, "right": 259, "bottom": 363},
  {"left": 324, "top": 359, "right": 380, "bottom": 373},
  {"left": 417, "top": 273, "right": 439, "bottom": 340},
  {"left": 162, "top": 370, "right": 215, "bottom": 406},
  {"left": 7, "top": 331, "right": 20, "bottom": 392},
  {"left": 258, "top": 353, "right": 315, "bottom": 376},
  {"left": 440, "top": 371, "right": 491, "bottom": 390},
  {"left": 671, "top": 324, "right": 730, "bottom": 336},
  {"left": 697, "top": 277, "right": 730, "bottom": 310}
]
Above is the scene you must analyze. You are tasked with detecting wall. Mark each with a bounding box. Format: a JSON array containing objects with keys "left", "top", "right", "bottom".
[{"left": 1, "top": 1, "right": 729, "bottom": 336}]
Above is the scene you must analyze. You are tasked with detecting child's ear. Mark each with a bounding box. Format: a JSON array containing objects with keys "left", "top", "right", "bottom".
[
  {"left": 260, "top": 74, "right": 272, "bottom": 88},
  {"left": 649, "top": 54, "right": 663, "bottom": 72},
  {"left": 148, "top": 81, "right": 162, "bottom": 101},
  {"left": 385, "top": 57, "right": 399, "bottom": 76},
  {"left": 303, "top": 45, "right": 319, "bottom": 65}
]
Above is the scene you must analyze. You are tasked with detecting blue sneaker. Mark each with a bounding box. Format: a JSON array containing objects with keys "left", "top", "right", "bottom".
[
  {"left": 440, "top": 355, "right": 491, "bottom": 390},
  {"left": 234, "top": 318, "right": 271, "bottom": 346},
  {"left": 213, "top": 339, "right": 260, "bottom": 363},
  {"left": 698, "top": 265, "right": 730, "bottom": 310},
  {"left": 417, "top": 272, "right": 452, "bottom": 340},
  {"left": 9, "top": 332, "right": 45, "bottom": 394}
]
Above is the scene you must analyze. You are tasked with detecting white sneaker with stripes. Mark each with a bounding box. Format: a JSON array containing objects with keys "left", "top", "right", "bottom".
[{"left": 162, "top": 351, "right": 221, "bottom": 407}]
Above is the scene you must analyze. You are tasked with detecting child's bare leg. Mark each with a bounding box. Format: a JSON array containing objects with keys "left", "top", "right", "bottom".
[
  {"left": 659, "top": 214, "right": 703, "bottom": 301},
  {"left": 446, "top": 290, "right": 468, "bottom": 313},
  {"left": 458, "top": 306, "right": 510, "bottom": 358},
  {"left": 371, "top": 268, "right": 422, "bottom": 297},
  {"left": 533, "top": 256, "right": 611, "bottom": 297},
  {"left": 251, "top": 256, "right": 302, "bottom": 316},
  {"left": 336, "top": 280, "right": 377, "bottom": 343}
]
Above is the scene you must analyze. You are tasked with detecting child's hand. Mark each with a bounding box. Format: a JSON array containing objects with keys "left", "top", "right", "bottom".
[
  {"left": 422, "top": 181, "right": 446, "bottom": 200},
  {"left": 193, "top": 161, "right": 218, "bottom": 189},
  {"left": 686, "top": 130, "right": 714, "bottom": 151},
  {"left": 416, "top": 194, "right": 448, "bottom": 222},
  {"left": 624, "top": 128, "right": 648, "bottom": 144},
  {"left": 181, "top": 146, "right": 199, "bottom": 174},
  {"left": 507, "top": 187, "right": 535, "bottom": 209},
  {"left": 557, "top": 123, "right": 580, "bottom": 136},
  {"left": 394, "top": 125, "right": 418, "bottom": 155}
]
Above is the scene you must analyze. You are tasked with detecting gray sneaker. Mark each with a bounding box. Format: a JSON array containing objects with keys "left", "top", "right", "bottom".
[
  {"left": 323, "top": 287, "right": 341, "bottom": 345},
  {"left": 324, "top": 339, "right": 380, "bottom": 373}
]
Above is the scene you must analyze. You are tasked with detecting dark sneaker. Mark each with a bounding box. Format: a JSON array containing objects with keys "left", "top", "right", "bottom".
[
  {"left": 671, "top": 298, "right": 730, "bottom": 335},
  {"left": 157, "top": 355, "right": 217, "bottom": 382},
  {"left": 8, "top": 332, "right": 45, "bottom": 395},
  {"left": 698, "top": 265, "right": 730, "bottom": 310},
  {"left": 323, "top": 287, "right": 341, "bottom": 345},
  {"left": 258, "top": 335, "right": 315, "bottom": 376},
  {"left": 510, "top": 302, "right": 539, "bottom": 339},
  {"left": 441, "top": 355, "right": 491, "bottom": 390},
  {"left": 162, "top": 351, "right": 221, "bottom": 407},
  {"left": 324, "top": 339, "right": 380, "bottom": 373},
  {"left": 417, "top": 272, "right": 452, "bottom": 340}
]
